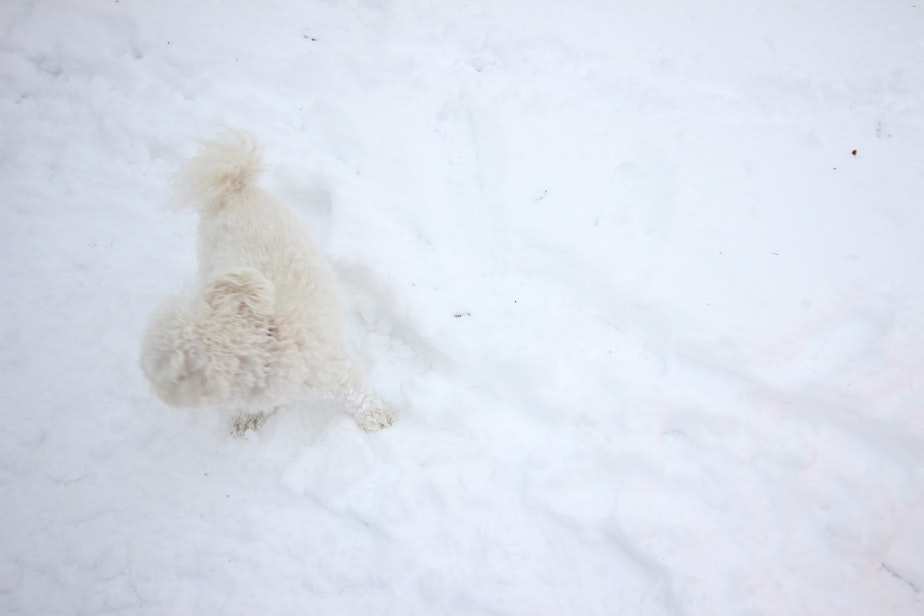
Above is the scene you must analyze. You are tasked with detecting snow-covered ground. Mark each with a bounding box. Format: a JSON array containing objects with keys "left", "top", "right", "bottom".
[{"left": 2, "top": 1, "right": 922, "bottom": 613}]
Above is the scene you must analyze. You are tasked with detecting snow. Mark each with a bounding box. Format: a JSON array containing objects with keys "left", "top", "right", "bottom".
[{"left": 2, "top": 0, "right": 923, "bottom": 613}]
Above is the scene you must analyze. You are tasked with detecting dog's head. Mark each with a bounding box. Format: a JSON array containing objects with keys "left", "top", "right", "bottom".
[{"left": 140, "top": 268, "right": 277, "bottom": 408}]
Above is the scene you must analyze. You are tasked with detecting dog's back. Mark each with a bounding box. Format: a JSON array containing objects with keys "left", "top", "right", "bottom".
[{"left": 177, "top": 132, "right": 340, "bottom": 318}]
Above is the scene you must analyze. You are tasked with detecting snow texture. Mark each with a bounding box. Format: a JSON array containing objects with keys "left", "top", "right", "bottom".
[{"left": 2, "top": 1, "right": 923, "bottom": 614}]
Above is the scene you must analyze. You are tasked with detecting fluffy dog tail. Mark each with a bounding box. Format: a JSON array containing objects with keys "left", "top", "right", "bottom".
[{"left": 174, "top": 130, "right": 265, "bottom": 210}]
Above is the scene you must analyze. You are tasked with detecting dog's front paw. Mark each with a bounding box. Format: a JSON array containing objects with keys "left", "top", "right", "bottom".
[
  {"left": 354, "top": 403, "right": 396, "bottom": 432},
  {"left": 230, "top": 410, "right": 272, "bottom": 436}
]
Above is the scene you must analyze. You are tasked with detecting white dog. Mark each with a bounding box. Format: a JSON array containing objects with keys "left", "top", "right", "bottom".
[{"left": 140, "top": 131, "right": 394, "bottom": 433}]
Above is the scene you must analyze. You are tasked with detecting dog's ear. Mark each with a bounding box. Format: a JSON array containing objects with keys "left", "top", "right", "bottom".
[{"left": 204, "top": 268, "right": 275, "bottom": 318}]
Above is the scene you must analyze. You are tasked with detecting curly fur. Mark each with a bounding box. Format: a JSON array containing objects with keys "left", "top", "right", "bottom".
[{"left": 141, "top": 131, "right": 394, "bottom": 432}]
